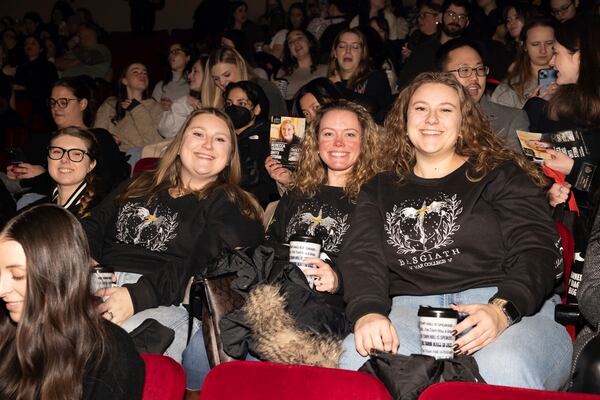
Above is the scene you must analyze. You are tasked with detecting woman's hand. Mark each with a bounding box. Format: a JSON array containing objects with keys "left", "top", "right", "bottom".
[
  {"left": 544, "top": 149, "right": 575, "bottom": 176},
  {"left": 527, "top": 83, "right": 559, "bottom": 100},
  {"left": 451, "top": 303, "right": 509, "bottom": 355},
  {"left": 401, "top": 43, "right": 412, "bottom": 61},
  {"left": 160, "top": 97, "right": 173, "bottom": 111},
  {"left": 7, "top": 163, "right": 45, "bottom": 180},
  {"left": 548, "top": 182, "right": 571, "bottom": 207},
  {"left": 96, "top": 287, "right": 134, "bottom": 325},
  {"left": 302, "top": 257, "right": 339, "bottom": 293},
  {"left": 187, "top": 95, "right": 202, "bottom": 110},
  {"left": 265, "top": 156, "right": 291, "bottom": 187},
  {"left": 120, "top": 98, "right": 132, "bottom": 110},
  {"left": 354, "top": 313, "right": 399, "bottom": 356}
]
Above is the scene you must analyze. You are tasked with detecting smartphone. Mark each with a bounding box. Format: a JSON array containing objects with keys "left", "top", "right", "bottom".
[
  {"left": 7, "top": 148, "right": 25, "bottom": 165},
  {"left": 538, "top": 68, "right": 558, "bottom": 94}
]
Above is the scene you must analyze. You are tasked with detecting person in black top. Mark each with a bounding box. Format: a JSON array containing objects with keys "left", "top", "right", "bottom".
[
  {"left": 83, "top": 108, "right": 264, "bottom": 362},
  {"left": 0, "top": 204, "right": 144, "bottom": 400},
  {"left": 338, "top": 72, "right": 572, "bottom": 389},
  {"left": 327, "top": 28, "right": 392, "bottom": 123},
  {"left": 223, "top": 80, "right": 279, "bottom": 208}
]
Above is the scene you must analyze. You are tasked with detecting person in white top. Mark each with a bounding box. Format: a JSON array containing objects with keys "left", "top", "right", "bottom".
[
  {"left": 152, "top": 42, "right": 191, "bottom": 112},
  {"left": 263, "top": 2, "right": 308, "bottom": 60}
]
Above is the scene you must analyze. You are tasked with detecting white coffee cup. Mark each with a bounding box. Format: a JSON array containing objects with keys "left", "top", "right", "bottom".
[
  {"left": 289, "top": 234, "right": 321, "bottom": 288},
  {"left": 418, "top": 306, "right": 458, "bottom": 359}
]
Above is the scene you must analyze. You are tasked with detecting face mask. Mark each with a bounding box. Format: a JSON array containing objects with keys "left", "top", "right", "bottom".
[{"left": 224, "top": 105, "right": 254, "bottom": 129}]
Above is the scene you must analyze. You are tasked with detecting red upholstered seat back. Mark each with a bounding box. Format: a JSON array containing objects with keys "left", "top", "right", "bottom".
[
  {"left": 141, "top": 353, "right": 186, "bottom": 400},
  {"left": 420, "top": 382, "right": 600, "bottom": 399},
  {"left": 201, "top": 361, "right": 391, "bottom": 400}
]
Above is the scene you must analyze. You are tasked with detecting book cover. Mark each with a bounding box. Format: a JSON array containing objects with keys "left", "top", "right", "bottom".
[
  {"left": 516, "top": 129, "right": 589, "bottom": 161},
  {"left": 269, "top": 116, "right": 306, "bottom": 170}
]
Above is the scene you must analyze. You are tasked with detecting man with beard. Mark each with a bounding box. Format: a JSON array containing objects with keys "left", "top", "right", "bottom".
[
  {"left": 437, "top": 38, "right": 527, "bottom": 150},
  {"left": 397, "top": 0, "right": 470, "bottom": 88}
]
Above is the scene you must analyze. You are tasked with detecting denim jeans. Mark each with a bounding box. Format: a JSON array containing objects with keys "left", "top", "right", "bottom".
[
  {"left": 116, "top": 272, "right": 200, "bottom": 363},
  {"left": 339, "top": 287, "right": 573, "bottom": 390},
  {"left": 182, "top": 328, "right": 258, "bottom": 390}
]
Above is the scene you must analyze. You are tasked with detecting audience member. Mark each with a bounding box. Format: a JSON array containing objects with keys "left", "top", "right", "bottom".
[
  {"left": 503, "top": 1, "right": 536, "bottom": 49},
  {"left": 338, "top": 72, "right": 571, "bottom": 390},
  {"left": 437, "top": 38, "right": 528, "bottom": 150},
  {"left": 228, "top": 1, "right": 266, "bottom": 50},
  {"left": 7, "top": 77, "right": 129, "bottom": 208},
  {"left": 56, "top": 22, "right": 111, "bottom": 80},
  {"left": 50, "top": 1, "right": 75, "bottom": 31},
  {"left": 258, "top": 0, "right": 286, "bottom": 41},
  {"left": 83, "top": 108, "right": 264, "bottom": 362},
  {"left": 550, "top": 0, "right": 579, "bottom": 23},
  {"left": 152, "top": 42, "right": 191, "bottom": 111},
  {"left": 350, "top": 0, "right": 404, "bottom": 41},
  {"left": 223, "top": 80, "right": 278, "bottom": 207},
  {"left": 401, "top": 1, "right": 442, "bottom": 64},
  {"left": 220, "top": 29, "right": 266, "bottom": 79},
  {"left": 468, "top": 0, "right": 501, "bottom": 41},
  {"left": 22, "top": 11, "right": 43, "bottom": 36},
  {"left": 0, "top": 204, "right": 145, "bottom": 400},
  {"left": 263, "top": 2, "right": 308, "bottom": 60},
  {"left": 276, "top": 29, "right": 327, "bottom": 101},
  {"left": 327, "top": 28, "right": 392, "bottom": 123},
  {"left": 309, "top": 0, "right": 352, "bottom": 63},
  {"left": 159, "top": 56, "right": 205, "bottom": 138},
  {"left": 202, "top": 47, "right": 287, "bottom": 117},
  {"left": 94, "top": 62, "right": 163, "bottom": 153},
  {"left": 492, "top": 19, "right": 555, "bottom": 109},
  {"left": 397, "top": 0, "right": 470, "bottom": 88}
]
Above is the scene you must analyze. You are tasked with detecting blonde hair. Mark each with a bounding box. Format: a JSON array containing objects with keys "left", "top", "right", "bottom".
[
  {"left": 119, "top": 108, "right": 263, "bottom": 223},
  {"left": 385, "top": 72, "right": 548, "bottom": 188},
  {"left": 292, "top": 99, "right": 390, "bottom": 200},
  {"left": 201, "top": 47, "right": 255, "bottom": 109},
  {"left": 277, "top": 119, "right": 295, "bottom": 142}
]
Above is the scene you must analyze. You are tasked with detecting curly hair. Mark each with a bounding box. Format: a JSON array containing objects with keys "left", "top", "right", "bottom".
[
  {"left": 384, "top": 72, "right": 547, "bottom": 188},
  {"left": 292, "top": 99, "right": 390, "bottom": 200}
]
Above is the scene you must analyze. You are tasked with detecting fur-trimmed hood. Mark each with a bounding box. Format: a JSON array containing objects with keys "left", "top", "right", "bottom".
[{"left": 243, "top": 283, "right": 343, "bottom": 368}]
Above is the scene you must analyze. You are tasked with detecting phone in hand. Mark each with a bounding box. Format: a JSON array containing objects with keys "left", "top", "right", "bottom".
[
  {"left": 538, "top": 68, "right": 558, "bottom": 94},
  {"left": 7, "top": 148, "right": 25, "bottom": 165}
]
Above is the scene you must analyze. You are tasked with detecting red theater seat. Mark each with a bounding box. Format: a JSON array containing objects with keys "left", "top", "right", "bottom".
[
  {"left": 141, "top": 353, "right": 186, "bottom": 400},
  {"left": 420, "top": 382, "right": 600, "bottom": 400}
]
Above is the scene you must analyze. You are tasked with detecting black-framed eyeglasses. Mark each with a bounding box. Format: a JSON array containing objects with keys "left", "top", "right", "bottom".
[
  {"left": 47, "top": 97, "right": 79, "bottom": 109},
  {"left": 551, "top": 1, "right": 573, "bottom": 15},
  {"left": 47, "top": 146, "right": 89, "bottom": 162},
  {"left": 444, "top": 11, "right": 468, "bottom": 22},
  {"left": 447, "top": 66, "right": 489, "bottom": 78}
]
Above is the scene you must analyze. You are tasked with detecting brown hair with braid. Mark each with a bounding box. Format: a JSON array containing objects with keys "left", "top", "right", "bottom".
[
  {"left": 385, "top": 72, "right": 548, "bottom": 188},
  {"left": 292, "top": 99, "right": 391, "bottom": 200},
  {"left": 49, "top": 127, "right": 99, "bottom": 218},
  {"left": 119, "top": 108, "right": 263, "bottom": 223},
  {"left": 0, "top": 204, "right": 109, "bottom": 400}
]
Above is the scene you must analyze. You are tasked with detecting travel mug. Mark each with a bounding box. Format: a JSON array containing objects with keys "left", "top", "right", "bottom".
[
  {"left": 289, "top": 234, "right": 321, "bottom": 288},
  {"left": 418, "top": 306, "right": 459, "bottom": 359}
]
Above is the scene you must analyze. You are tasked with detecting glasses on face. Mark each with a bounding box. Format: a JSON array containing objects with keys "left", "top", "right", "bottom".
[
  {"left": 551, "top": 1, "right": 573, "bottom": 15},
  {"left": 224, "top": 98, "right": 253, "bottom": 108},
  {"left": 445, "top": 11, "right": 468, "bottom": 22},
  {"left": 447, "top": 66, "right": 489, "bottom": 78},
  {"left": 47, "top": 146, "right": 89, "bottom": 162},
  {"left": 47, "top": 97, "right": 78, "bottom": 109},
  {"left": 418, "top": 11, "right": 439, "bottom": 19},
  {"left": 169, "top": 48, "right": 183, "bottom": 55}
]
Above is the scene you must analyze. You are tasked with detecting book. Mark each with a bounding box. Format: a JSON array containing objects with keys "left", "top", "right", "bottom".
[
  {"left": 516, "top": 129, "right": 589, "bottom": 161},
  {"left": 269, "top": 116, "right": 306, "bottom": 170}
]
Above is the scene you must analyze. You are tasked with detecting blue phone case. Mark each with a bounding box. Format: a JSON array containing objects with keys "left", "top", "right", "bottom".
[{"left": 538, "top": 68, "right": 558, "bottom": 93}]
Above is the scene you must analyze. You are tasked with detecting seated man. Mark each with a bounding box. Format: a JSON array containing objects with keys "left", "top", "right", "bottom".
[
  {"left": 56, "top": 22, "right": 111, "bottom": 80},
  {"left": 436, "top": 38, "right": 527, "bottom": 151}
]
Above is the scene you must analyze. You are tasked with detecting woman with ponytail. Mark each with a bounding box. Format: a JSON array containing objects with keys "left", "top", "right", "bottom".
[{"left": 0, "top": 204, "right": 144, "bottom": 400}]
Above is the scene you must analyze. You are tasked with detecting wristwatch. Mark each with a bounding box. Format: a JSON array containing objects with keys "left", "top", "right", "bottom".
[{"left": 490, "top": 298, "right": 522, "bottom": 326}]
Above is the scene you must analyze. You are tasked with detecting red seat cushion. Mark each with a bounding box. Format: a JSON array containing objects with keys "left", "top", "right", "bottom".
[
  {"left": 201, "top": 361, "right": 391, "bottom": 400},
  {"left": 141, "top": 353, "right": 185, "bottom": 400},
  {"left": 420, "top": 382, "right": 600, "bottom": 400}
]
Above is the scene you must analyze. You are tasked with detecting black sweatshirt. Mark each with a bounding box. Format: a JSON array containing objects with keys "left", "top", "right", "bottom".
[
  {"left": 339, "top": 161, "right": 563, "bottom": 326},
  {"left": 83, "top": 187, "right": 264, "bottom": 313},
  {"left": 265, "top": 186, "right": 355, "bottom": 311}
]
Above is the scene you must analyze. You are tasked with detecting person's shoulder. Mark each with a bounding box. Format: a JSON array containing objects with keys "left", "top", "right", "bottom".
[
  {"left": 481, "top": 95, "right": 526, "bottom": 119},
  {"left": 100, "top": 96, "right": 118, "bottom": 107}
]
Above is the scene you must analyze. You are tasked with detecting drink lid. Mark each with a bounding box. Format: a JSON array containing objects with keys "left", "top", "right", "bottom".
[
  {"left": 289, "top": 234, "right": 321, "bottom": 245},
  {"left": 418, "top": 306, "right": 458, "bottom": 319}
]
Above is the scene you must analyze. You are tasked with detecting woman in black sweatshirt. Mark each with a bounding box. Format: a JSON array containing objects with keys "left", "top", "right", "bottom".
[{"left": 338, "top": 72, "right": 572, "bottom": 390}]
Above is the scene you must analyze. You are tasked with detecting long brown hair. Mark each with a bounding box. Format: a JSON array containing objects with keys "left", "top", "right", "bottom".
[
  {"left": 385, "top": 72, "right": 547, "bottom": 188},
  {"left": 504, "top": 19, "right": 554, "bottom": 103},
  {"left": 327, "top": 28, "right": 371, "bottom": 89},
  {"left": 0, "top": 204, "right": 108, "bottom": 400},
  {"left": 119, "top": 108, "right": 263, "bottom": 223},
  {"left": 292, "top": 99, "right": 390, "bottom": 200}
]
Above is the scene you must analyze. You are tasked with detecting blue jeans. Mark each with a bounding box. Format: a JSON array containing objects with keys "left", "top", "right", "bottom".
[
  {"left": 116, "top": 272, "right": 200, "bottom": 363},
  {"left": 340, "top": 287, "right": 572, "bottom": 390},
  {"left": 182, "top": 328, "right": 258, "bottom": 390}
]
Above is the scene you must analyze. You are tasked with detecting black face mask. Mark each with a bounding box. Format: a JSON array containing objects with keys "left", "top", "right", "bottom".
[{"left": 224, "top": 105, "right": 254, "bottom": 129}]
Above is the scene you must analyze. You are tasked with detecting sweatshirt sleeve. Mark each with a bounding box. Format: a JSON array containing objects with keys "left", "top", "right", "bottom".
[
  {"left": 338, "top": 178, "right": 392, "bottom": 327},
  {"left": 82, "top": 185, "right": 124, "bottom": 261},
  {"left": 483, "top": 162, "right": 562, "bottom": 316},
  {"left": 578, "top": 208, "right": 600, "bottom": 328},
  {"left": 158, "top": 97, "right": 192, "bottom": 138},
  {"left": 264, "top": 191, "right": 292, "bottom": 245},
  {"left": 93, "top": 98, "right": 115, "bottom": 132}
]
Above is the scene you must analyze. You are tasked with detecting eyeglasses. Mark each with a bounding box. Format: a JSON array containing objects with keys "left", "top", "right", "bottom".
[
  {"left": 447, "top": 66, "right": 489, "bottom": 78},
  {"left": 444, "top": 11, "right": 468, "bottom": 22},
  {"left": 224, "top": 99, "right": 253, "bottom": 108},
  {"left": 47, "top": 146, "right": 89, "bottom": 162},
  {"left": 47, "top": 97, "right": 79, "bottom": 109},
  {"left": 169, "top": 48, "right": 184, "bottom": 55},
  {"left": 418, "top": 11, "right": 439, "bottom": 18},
  {"left": 551, "top": 1, "right": 573, "bottom": 15}
]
